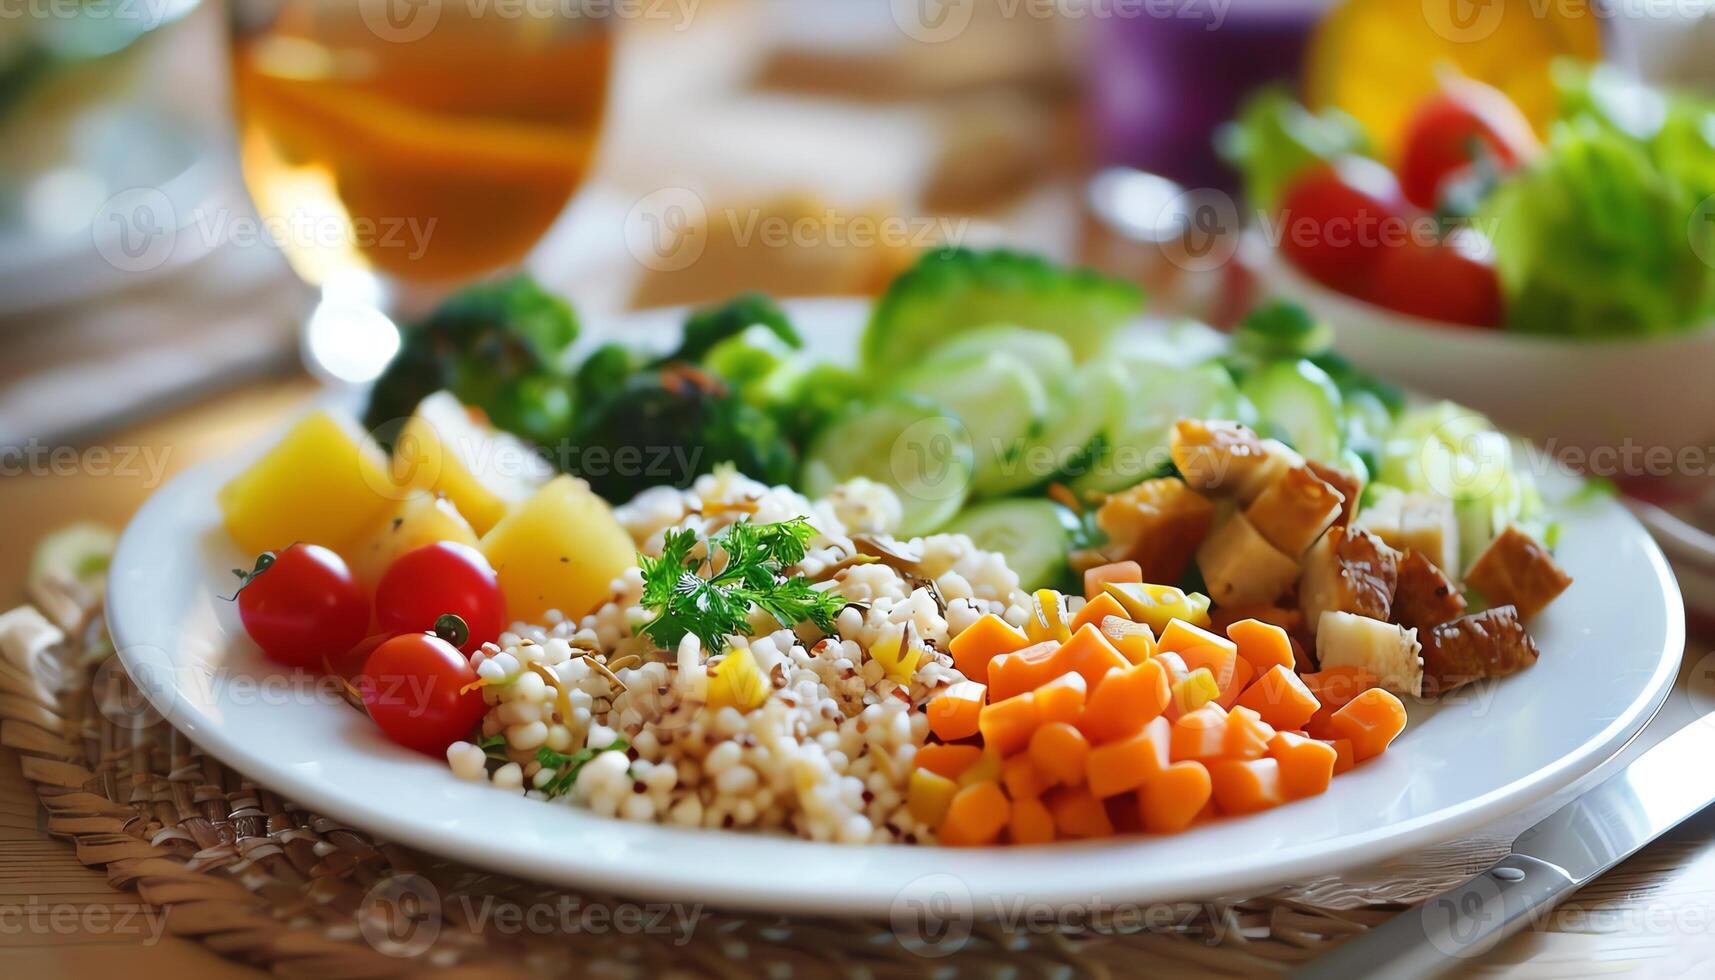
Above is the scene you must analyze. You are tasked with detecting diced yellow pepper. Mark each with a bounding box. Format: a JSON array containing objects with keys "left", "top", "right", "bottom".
[
  {"left": 1103, "top": 583, "right": 1213, "bottom": 634},
  {"left": 480, "top": 475, "right": 636, "bottom": 623},
  {"left": 1171, "top": 667, "right": 1220, "bottom": 716},
  {"left": 390, "top": 391, "right": 550, "bottom": 535},
  {"left": 908, "top": 768, "right": 959, "bottom": 826},
  {"left": 957, "top": 748, "right": 1005, "bottom": 788},
  {"left": 1157, "top": 619, "right": 1237, "bottom": 659},
  {"left": 347, "top": 490, "right": 481, "bottom": 586},
  {"left": 869, "top": 623, "right": 924, "bottom": 685},
  {"left": 218, "top": 411, "right": 395, "bottom": 556},
  {"left": 707, "top": 645, "right": 770, "bottom": 714},
  {"left": 1024, "top": 589, "right": 1072, "bottom": 644}
]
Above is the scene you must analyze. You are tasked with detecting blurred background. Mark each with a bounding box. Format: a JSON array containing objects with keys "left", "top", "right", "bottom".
[{"left": 3, "top": 0, "right": 1715, "bottom": 595}]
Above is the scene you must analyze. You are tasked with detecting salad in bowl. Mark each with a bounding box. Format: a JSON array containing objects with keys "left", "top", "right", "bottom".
[
  {"left": 1227, "top": 66, "right": 1715, "bottom": 457},
  {"left": 204, "top": 249, "right": 1574, "bottom": 850}
]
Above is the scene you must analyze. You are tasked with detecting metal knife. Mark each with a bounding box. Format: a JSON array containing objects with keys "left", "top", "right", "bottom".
[{"left": 1295, "top": 716, "right": 1715, "bottom": 979}]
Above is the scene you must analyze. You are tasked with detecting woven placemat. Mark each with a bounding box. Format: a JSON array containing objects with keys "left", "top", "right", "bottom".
[{"left": 1, "top": 571, "right": 1490, "bottom": 978}]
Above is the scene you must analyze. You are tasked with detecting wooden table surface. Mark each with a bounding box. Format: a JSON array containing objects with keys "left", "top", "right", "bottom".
[{"left": 3, "top": 378, "right": 1715, "bottom": 976}]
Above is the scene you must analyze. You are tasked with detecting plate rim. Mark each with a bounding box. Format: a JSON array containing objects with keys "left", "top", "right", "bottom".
[{"left": 105, "top": 300, "right": 1688, "bottom": 915}]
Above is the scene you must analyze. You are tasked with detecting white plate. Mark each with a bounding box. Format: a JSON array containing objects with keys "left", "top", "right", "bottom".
[{"left": 106, "top": 300, "right": 1684, "bottom": 916}]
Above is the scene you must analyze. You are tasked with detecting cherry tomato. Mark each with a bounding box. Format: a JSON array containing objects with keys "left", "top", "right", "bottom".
[
  {"left": 1368, "top": 230, "right": 1504, "bottom": 328},
  {"left": 328, "top": 632, "right": 393, "bottom": 683},
  {"left": 235, "top": 544, "right": 369, "bottom": 669},
  {"left": 374, "top": 542, "right": 506, "bottom": 653},
  {"left": 1397, "top": 81, "right": 1537, "bottom": 211},
  {"left": 359, "top": 633, "right": 486, "bottom": 755},
  {"left": 1278, "top": 157, "right": 1407, "bottom": 296}
]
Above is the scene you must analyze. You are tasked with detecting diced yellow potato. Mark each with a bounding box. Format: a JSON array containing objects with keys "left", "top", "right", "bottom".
[
  {"left": 479, "top": 475, "right": 634, "bottom": 623},
  {"left": 390, "top": 391, "right": 551, "bottom": 535},
  {"left": 908, "top": 768, "right": 958, "bottom": 826},
  {"left": 869, "top": 623, "right": 924, "bottom": 684},
  {"left": 1171, "top": 667, "right": 1220, "bottom": 716},
  {"left": 1024, "top": 589, "right": 1072, "bottom": 644},
  {"left": 218, "top": 411, "right": 395, "bottom": 555},
  {"left": 348, "top": 491, "right": 481, "bottom": 587},
  {"left": 707, "top": 645, "right": 770, "bottom": 713}
]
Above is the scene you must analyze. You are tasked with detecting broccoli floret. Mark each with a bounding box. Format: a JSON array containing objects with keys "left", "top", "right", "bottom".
[
  {"left": 364, "top": 276, "right": 579, "bottom": 447},
  {"left": 572, "top": 366, "right": 795, "bottom": 500},
  {"left": 666, "top": 292, "right": 801, "bottom": 365},
  {"left": 863, "top": 247, "right": 1142, "bottom": 371}
]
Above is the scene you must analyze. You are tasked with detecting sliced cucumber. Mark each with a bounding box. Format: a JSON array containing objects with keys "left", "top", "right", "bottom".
[
  {"left": 1073, "top": 358, "right": 1240, "bottom": 494},
  {"left": 892, "top": 351, "right": 1049, "bottom": 495},
  {"left": 29, "top": 522, "right": 117, "bottom": 593},
  {"left": 917, "top": 325, "right": 1076, "bottom": 396},
  {"left": 975, "top": 361, "right": 1119, "bottom": 498},
  {"left": 945, "top": 498, "right": 1076, "bottom": 591},
  {"left": 1241, "top": 359, "right": 1344, "bottom": 464},
  {"left": 802, "top": 395, "right": 974, "bottom": 537}
]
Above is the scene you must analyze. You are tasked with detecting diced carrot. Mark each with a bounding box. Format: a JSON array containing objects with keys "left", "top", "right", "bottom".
[
  {"left": 1084, "top": 560, "right": 1143, "bottom": 601},
  {"left": 978, "top": 693, "right": 1040, "bottom": 756},
  {"left": 1008, "top": 795, "right": 1056, "bottom": 845},
  {"left": 939, "top": 781, "right": 1010, "bottom": 846},
  {"left": 1166, "top": 667, "right": 1219, "bottom": 720},
  {"left": 1080, "top": 658, "right": 1170, "bottom": 743},
  {"left": 1028, "top": 721, "right": 1090, "bottom": 787},
  {"left": 1225, "top": 618, "right": 1297, "bottom": 675},
  {"left": 1154, "top": 651, "right": 1188, "bottom": 681},
  {"left": 1158, "top": 620, "right": 1237, "bottom": 660},
  {"left": 1180, "top": 644, "right": 1239, "bottom": 693},
  {"left": 1214, "top": 656, "right": 1255, "bottom": 711},
  {"left": 1222, "top": 706, "right": 1277, "bottom": 760},
  {"left": 1100, "top": 616, "right": 1157, "bottom": 664},
  {"left": 1002, "top": 754, "right": 1050, "bottom": 801},
  {"left": 948, "top": 614, "right": 1031, "bottom": 683},
  {"left": 1138, "top": 761, "right": 1211, "bottom": 834},
  {"left": 987, "top": 641, "right": 1065, "bottom": 702},
  {"left": 1057, "top": 624, "right": 1130, "bottom": 693},
  {"left": 1268, "top": 731, "right": 1337, "bottom": 799},
  {"left": 1208, "top": 758, "right": 1287, "bottom": 815},
  {"left": 1328, "top": 738, "right": 1356, "bottom": 774},
  {"left": 958, "top": 748, "right": 1005, "bottom": 788},
  {"left": 1169, "top": 704, "right": 1229, "bottom": 762},
  {"left": 1086, "top": 716, "right": 1171, "bottom": 798},
  {"left": 1328, "top": 688, "right": 1408, "bottom": 761},
  {"left": 915, "top": 743, "right": 982, "bottom": 780},
  {"left": 1299, "top": 667, "right": 1378, "bottom": 709},
  {"left": 1070, "top": 591, "right": 1129, "bottom": 635},
  {"left": 1047, "top": 787, "right": 1114, "bottom": 838},
  {"left": 1035, "top": 672, "right": 1087, "bottom": 727},
  {"left": 1237, "top": 664, "right": 1322, "bottom": 731},
  {"left": 927, "top": 681, "right": 987, "bottom": 741}
]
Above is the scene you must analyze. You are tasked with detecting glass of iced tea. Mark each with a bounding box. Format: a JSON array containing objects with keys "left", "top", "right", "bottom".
[{"left": 226, "top": 0, "right": 612, "bottom": 376}]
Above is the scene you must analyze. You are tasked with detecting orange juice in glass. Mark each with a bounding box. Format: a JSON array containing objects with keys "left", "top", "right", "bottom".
[{"left": 227, "top": 0, "right": 611, "bottom": 376}]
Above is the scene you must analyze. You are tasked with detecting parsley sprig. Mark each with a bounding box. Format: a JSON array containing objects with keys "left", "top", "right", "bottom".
[
  {"left": 535, "top": 739, "right": 629, "bottom": 798},
  {"left": 639, "top": 517, "right": 843, "bottom": 652}
]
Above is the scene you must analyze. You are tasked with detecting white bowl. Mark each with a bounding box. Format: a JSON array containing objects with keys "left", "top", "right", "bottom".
[{"left": 1240, "top": 230, "right": 1715, "bottom": 463}]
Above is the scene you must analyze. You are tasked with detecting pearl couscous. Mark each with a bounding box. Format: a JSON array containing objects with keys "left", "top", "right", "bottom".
[{"left": 446, "top": 469, "right": 1031, "bottom": 844}]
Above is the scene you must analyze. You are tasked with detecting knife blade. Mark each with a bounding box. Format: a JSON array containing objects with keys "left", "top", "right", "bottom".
[{"left": 1294, "top": 716, "right": 1715, "bottom": 980}]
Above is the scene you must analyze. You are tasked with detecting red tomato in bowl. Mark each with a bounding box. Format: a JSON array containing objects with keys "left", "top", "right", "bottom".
[
  {"left": 374, "top": 542, "right": 506, "bottom": 653},
  {"left": 359, "top": 633, "right": 486, "bottom": 755},
  {"left": 1397, "top": 81, "right": 1538, "bottom": 211},
  {"left": 1277, "top": 157, "right": 1407, "bottom": 296},
  {"left": 1368, "top": 230, "right": 1504, "bottom": 328},
  {"left": 235, "top": 544, "right": 369, "bottom": 669}
]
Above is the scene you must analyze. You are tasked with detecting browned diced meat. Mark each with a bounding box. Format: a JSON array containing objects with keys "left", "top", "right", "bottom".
[
  {"left": 1421, "top": 605, "right": 1540, "bottom": 696},
  {"left": 1087, "top": 477, "right": 1215, "bottom": 585},
  {"left": 1393, "top": 549, "right": 1468, "bottom": 632},
  {"left": 1306, "top": 459, "right": 1363, "bottom": 526},
  {"left": 1464, "top": 527, "right": 1572, "bottom": 620},
  {"left": 1299, "top": 526, "right": 1400, "bottom": 633},
  {"left": 1169, "top": 420, "right": 1270, "bottom": 494},
  {"left": 1197, "top": 512, "right": 1301, "bottom": 608},
  {"left": 1246, "top": 465, "right": 1345, "bottom": 557}
]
